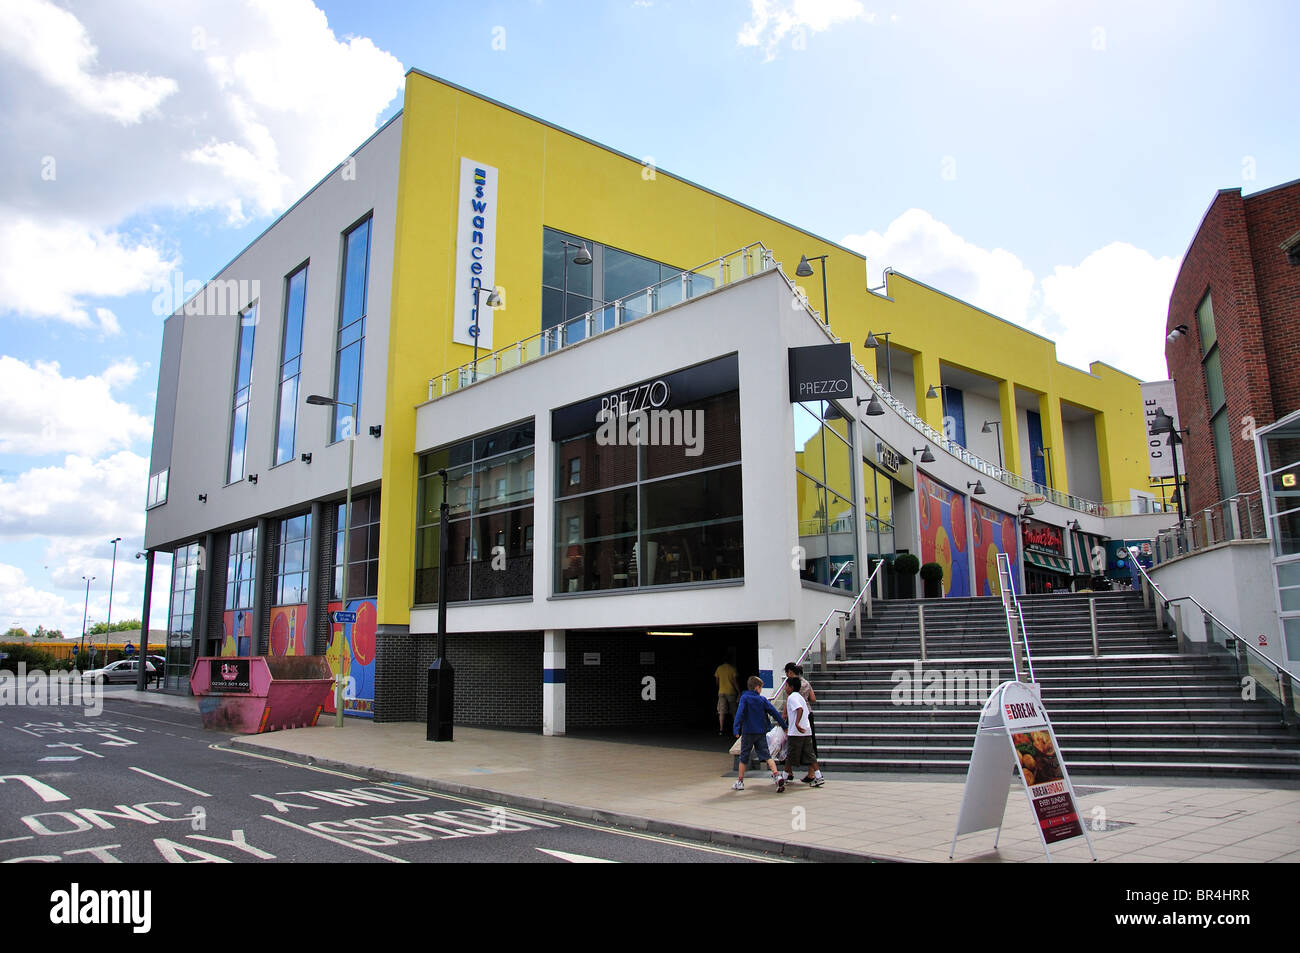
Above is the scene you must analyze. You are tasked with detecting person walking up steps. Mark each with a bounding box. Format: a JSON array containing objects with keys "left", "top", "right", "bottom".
[
  {"left": 732, "top": 676, "right": 788, "bottom": 792},
  {"left": 784, "top": 675, "right": 825, "bottom": 787}
]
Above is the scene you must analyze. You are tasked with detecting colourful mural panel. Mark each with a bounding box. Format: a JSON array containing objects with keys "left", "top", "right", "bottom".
[
  {"left": 917, "top": 473, "right": 971, "bottom": 597},
  {"left": 971, "top": 501, "right": 1021, "bottom": 596},
  {"left": 221, "top": 609, "right": 253, "bottom": 657},
  {"left": 268, "top": 604, "right": 307, "bottom": 657},
  {"left": 325, "top": 597, "right": 377, "bottom": 717}
]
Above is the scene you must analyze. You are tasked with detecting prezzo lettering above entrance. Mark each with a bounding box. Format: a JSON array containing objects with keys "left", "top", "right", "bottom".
[{"left": 599, "top": 379, "right": 671, "bottom": 420}]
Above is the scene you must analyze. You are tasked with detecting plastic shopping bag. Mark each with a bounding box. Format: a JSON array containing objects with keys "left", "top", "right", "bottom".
[{"left": 767, "top": 725, "right": 788, "bottom": 763}]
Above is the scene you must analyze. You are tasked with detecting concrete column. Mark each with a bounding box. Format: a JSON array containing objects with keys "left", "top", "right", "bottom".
[
  {"left": 1037, "top": 393, "right": 1069, "bottom": 496},
  {"left": 305, "top": 501, "right": 325, "bottom": 654},
  {"left": 998, "top": 379, "right": 1021, "bottom": 475},
  {"left": 543, "top": 629, "right": 566, "bottom": 736},
  {"left": 253, "top": 516, "right": 271, "bottom": 656},
  {"left": 913, "top": 351, "right": 944, "bottom": 432}
]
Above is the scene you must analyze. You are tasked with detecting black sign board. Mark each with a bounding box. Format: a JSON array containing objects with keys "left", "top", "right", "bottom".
[
  {"left": 208, "top": 658, "right": 251, "bottom": 694},
  {"left": 788, "top": 343, "right": 852, "bottom": 402}
]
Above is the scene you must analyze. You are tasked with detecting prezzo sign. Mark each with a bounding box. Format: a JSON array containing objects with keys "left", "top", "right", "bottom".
[
  {"left": 452, "top": 158, "right": 499, "bottom": 350},
  {"left": 788, "top": 343, "right": 852, "bottom": 402},
  {"left": 1141, "top": 380, "right": 1184, "bottom": 480},
  {"left": 876, "top": 440, "right": 902, "bottom": 474}
]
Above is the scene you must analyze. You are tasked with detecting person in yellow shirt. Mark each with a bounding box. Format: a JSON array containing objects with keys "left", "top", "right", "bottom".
[{"left": 714, "top": 655, "right": 740, "bottom": 736}]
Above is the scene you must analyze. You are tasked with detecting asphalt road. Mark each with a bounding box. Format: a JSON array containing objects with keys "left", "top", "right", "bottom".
[{"left": 0, "top": 698, "right": 780, "bottom": 864}]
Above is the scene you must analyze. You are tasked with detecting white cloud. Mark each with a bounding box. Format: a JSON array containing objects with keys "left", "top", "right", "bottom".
[
  {"left": 0, "top": 0, "right": 406, "bottom": 320},
  {"left": 738, "top": 0, "right": 870, "bottom": 61},
  {"left": 843, "top": 208, "right": 1042, "bottom": 332},
  {"left": 0, "top": 357, "right": 152, "bottom": 457},
  {"left": 0, "top": 218, "right": 176, "bottom": 323},
  {"left": 1040, "top": 243, "right": 1179, "bottom": 380},
  {"left": 0, "top": 451, "right": 148, "bottom": 540},
  {"left": 0, "top": 0, "right": 178, "bottom": 123},
  {"left": 843, "top": 209, "right": 1175, "bottom": 380}
]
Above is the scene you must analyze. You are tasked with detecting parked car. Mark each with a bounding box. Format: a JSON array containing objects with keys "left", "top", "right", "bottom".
[{"left": 80, "top": 659, "right": 156, "bottom": 684}]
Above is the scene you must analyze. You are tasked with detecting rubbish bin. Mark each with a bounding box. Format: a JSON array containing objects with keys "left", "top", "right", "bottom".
[{"left": 190, "top": 656, "right": 335, "bottom": 733}]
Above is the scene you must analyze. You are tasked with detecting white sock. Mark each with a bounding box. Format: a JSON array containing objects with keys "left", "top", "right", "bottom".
[{"left": 814, "top": 770, "right": 823, "bottom": 779}]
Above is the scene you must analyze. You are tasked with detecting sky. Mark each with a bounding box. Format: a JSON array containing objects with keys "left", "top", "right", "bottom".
[{"left": 1, "top": 0, "right": 1296, "bottom": 635}]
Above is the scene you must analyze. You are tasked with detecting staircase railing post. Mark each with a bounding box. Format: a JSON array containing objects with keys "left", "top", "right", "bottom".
[
  {"left": 819, "top": 623, "right": 828, "bottom": 674},
  {"left": 1141, "top": 574, "right": 1151, "bottom": 610},
  {"left": 1172, "top": 603, "right": 1184, "bottom": 652},
  {"left": 1089, "top": 596, "right": 1099, "bottom": 658},
  {"left": 918, "top": 604, "right": 926, "bottom": 663}
]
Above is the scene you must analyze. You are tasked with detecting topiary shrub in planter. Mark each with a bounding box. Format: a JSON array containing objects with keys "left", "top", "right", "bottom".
[
  {"left": 893, "top": 553, "right": 920, "bottom": 599},
  {"left": 920, "top": 561, "right": 945, "bottom": 598}
]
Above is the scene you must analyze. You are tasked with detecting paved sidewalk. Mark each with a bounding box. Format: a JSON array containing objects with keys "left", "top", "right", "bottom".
[{"left": 103, "top": 691, "right": 1300, "bottom": 863}]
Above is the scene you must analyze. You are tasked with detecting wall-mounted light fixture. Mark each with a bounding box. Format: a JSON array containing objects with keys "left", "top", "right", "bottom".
[
  {"left": 1167, "top": 324, "right": 1189, "bottom": 343},
  {"left": 967, "top": 480, "right": 986, "bottom": 495},
  {"left": 247, "top": 473, "right": 258, "bottom": 485},
  {"left": 369, "top": 425, "right": 382, "bottom": 438},
  {"left": 301, "top": 452, "right": 312, "bottom": 464},
  {"left": 981, "top": 419, "right": 1004, "bottom": 468},
  {"left": 912, "top": 445, "right": 935, "bottom": 464},
  {"left": 926, "top": 385, "right": 940, "bottom": 399},
  {"left": 1018, "top": 501, "right": 1035, "bottom": 518},
  {"left": 795, "top": 254, "right": 830, "bottom": 324},
  {"left": 856, "top": 394, "right": 884, "bottom": 417},
  {"left": 197, "top": 493, "right": 207, "bottom": 503},
  {"left": 864, "top": 331, "right": 893, "bottom": 392}
]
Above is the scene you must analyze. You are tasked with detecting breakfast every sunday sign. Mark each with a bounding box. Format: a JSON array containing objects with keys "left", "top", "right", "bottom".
[{"left": 950, "top": 680, "right": 1096, "bottom": 861}]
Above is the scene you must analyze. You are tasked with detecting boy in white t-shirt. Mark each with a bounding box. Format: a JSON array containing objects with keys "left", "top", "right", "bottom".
[{"left": 784, "top": 676, "right": 824, "bottom": 787}]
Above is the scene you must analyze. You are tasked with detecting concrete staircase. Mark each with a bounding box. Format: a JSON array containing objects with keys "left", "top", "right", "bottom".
[{"left": 812, "top": 590, "right": 1300, "bottom": 779}]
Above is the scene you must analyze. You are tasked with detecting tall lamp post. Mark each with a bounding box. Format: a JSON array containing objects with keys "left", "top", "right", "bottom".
[
  {"left": 1150, "top": 407, "right": 1188, "bottom": 519},
  {"left": 306, "top": 393, "right": 357, "bottom": 728},
  {"left": 981, "top": 420, "right": 1003, "bottom": 469},
  {"left": 470, "top": 286, "right": 502, "bottom": 382},
  {"left": 104, "top": 537, "right": 121, "bottom": 664},
  {"left": 78, "top": 575, "right": 95, "bottom": 668},
  {"left": 795, "top": 254, "right": 830, "bottom": 324},
  {"left": 864, "top": 331, "right": 892, "bottom": 392},
  {"left": 1036, "top": 446, "right": 1056, "bottom": 490},
  {"left": 427, "top": 468, "right": 454, "bottom": 741}
]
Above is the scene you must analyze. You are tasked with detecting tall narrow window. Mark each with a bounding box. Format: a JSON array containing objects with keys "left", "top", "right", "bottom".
[
  {"left": 227, "top": 304, "right": 257, "bottom": 483},
  {"left": 275, "top": 265, "right": 308, "bottom": 465},
  {"left": 1198, "top": 293, "right": 1236, "bottom": 498},
  {"left": 334, "top": 217, "right": 371, "bottom": 442}
]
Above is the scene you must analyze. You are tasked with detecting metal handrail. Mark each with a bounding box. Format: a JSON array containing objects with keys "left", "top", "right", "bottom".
[
  {"left": 827, "top": 559, "right": 854, "bottom": 589},
  {"left": 427, "top": 242, "right": 773, "bottom": 399},
  {"left": 794, "top": 562, "right": 882, "bottom": 673},
  {"left": 996, "top": 553, "right": 1035, "bottom": 683}
]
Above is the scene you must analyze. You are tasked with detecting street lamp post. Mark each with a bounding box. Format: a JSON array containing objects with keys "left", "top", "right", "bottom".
[
  {"left": 1036, "top": 446, "right": 1055, "bottom": 489},
  {"left": 104, "top": 537, "right": 121, "bottom": 665},
  {"left": 79, "top": 575, "right": 95, "bottom": 668},
  {"left": 981, "top": 420, "right": 1003, "bottom": 469},
  {"left": 864, "top": 331, "right": 892, "bottom": 392},
  {"left": 427, "top": 468, "right": 454, "bottom": 742},
  {"left": 306, "top": 393, "right": 357, "bottom": 727},
  {"left": 795, "top": 254, "right": 830, "bottom": 324},
  {"left": 470, "top": 286, "right": 502, "bottom": 382},
  {"left": 1150, "top": 407, "right": 1189, "bottom": 521}
]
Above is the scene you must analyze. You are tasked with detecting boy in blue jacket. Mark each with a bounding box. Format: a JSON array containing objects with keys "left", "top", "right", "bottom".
[{"left": 732, "top": 675, "right": 788, "bottom": 792}]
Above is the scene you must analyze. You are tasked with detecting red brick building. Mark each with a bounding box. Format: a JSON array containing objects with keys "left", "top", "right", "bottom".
[{"left": 1165, "top": 179, "right": 1300, "bottom": 512}]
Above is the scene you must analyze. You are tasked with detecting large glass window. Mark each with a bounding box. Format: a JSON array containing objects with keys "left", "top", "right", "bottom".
[
  {"left": 275, "top": 265, "right": 308, "bottom": 465},
  {"left": 275, "top": 514, "right": 311, "bottom": 605},
  {"left": 334, "top": 494, "right": 381, "bottom": 602},
  {"left": 226, "top": 528, "right": 258, "bottom": 613},
  {"left": 795, "top": 399, "right": 858, "bottom": 589},
  {"left": 552, "top": 356, "right": 742, "bottom": 593},
  {"left": 227, "top": 304, "right": 257, "bottom": 483},
  {"left": 541, "top": 227, "right": 694, "bottom": 332},
  {"left": 166, "top": 542, "right": 201, "bottom": 692},
  {"left": 334, "top": 217, "right": 371, "bottom": 442},
  {"left": 1198, "top": 293, "right": 1236, "bottom": 499},
  {"left": 861, "top": 461, "right": 895, "bottom": 557},
  {"left": 415, "top": 422, "right": 535, "bottom": 604}
]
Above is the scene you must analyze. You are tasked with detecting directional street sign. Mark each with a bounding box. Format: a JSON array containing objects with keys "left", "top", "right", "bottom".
[{"left": 332, "top": 610, "right": 357, "bottom": 624}]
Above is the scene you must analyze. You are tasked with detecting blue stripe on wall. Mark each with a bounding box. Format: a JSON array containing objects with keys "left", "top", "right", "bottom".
[
  {"left": 543, "top": 669, "right": 566, "bottom": 684},
  {"left": 760, "top": 669, "right": 773, "bottom": 688}
]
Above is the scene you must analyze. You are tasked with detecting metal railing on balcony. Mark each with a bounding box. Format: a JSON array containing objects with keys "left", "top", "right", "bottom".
[
  {"left": 1152, "top": 491, "right": 1267, "bottom": 565},
  {"left": 426, "top": 243, "right": 774, "bottom": 400}
]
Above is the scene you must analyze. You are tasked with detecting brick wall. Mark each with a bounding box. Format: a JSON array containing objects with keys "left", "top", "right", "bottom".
[
  {"left": 1166, "top": 182, "right": 1300, "bottom": 511},
  {"left": 374, "top": 630, "right": 542, "bottom": 729}
]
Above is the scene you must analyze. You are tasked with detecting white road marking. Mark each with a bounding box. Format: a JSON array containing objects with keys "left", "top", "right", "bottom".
[
  {"left": 260, "top": 814, "right": 409, "bottom": 863},
  {"left": 38, "top": 756, "right": 80, "bottom": 762},
  {"left": 0, "top": 775, "right": 70, "bottom": 802},
  {"left": 128, "top": 767, "right": 212, "bottom": 798},
  {"left": 0, "top": 836, "right": 34, "bottom": 845},
  {"left": 536, "top": 848, "right": 618, "bottom": 863},
  {"left": 13, "top": 727, "right": 41, "bottom": 737}
]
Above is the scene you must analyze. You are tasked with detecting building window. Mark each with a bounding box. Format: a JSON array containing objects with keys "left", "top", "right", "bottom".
[
  {"left": 334, "top": 217, "right": 371, "bottom": 442},
  {"left": 860, "top": 460, "right": 895, "bottom": 558},
  {"left": 552, "top": 355, "right": 741, "bottom": 594},
  {"left": 274, "top": 514, "right": 311, "bottom": 605},
  {"left": 1198, "top": 293, "right": 1236, "bottom": 499},
  {"left": 166, "top": 542, "right": 202, "bottom": 692},
  {"left": 541, "top": 228, "right": 697, "bottom": 334},
  {"left": 146, "top": 469, "right": 169, "bottom": 508},
  {"left": 334, "top": 494, "right": 381, "bottom": 602},
  {"left": 226, "top": 528, "right": 258, "bottom": 614},
  {"left": 415, "top": 421, "right": 535, "bottom": 604},
  {"left": 227, "top": 304, "right": 257, "bottom": 483},
  {"left": 275, "top": 265, "right": 308, "bottom": 465},
  {"left": 795, "top": 398, "right": 857, "bottom": 590}
]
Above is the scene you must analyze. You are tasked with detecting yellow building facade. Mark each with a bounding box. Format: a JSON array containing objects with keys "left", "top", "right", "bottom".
[{"left": 378, "top": 70, "right": 1151, "bottom": 626}]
